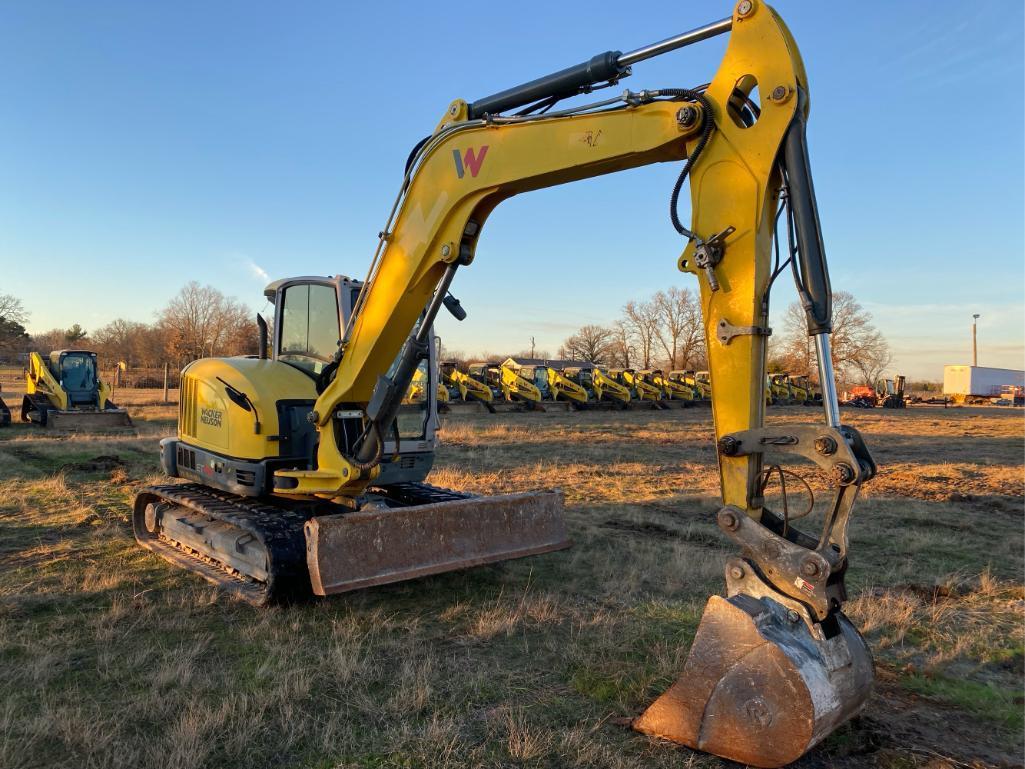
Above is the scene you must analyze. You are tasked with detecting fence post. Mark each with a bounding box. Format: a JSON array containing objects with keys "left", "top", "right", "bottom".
[{"left": 163, "top": 363, "right": 169, "bottom": 404}]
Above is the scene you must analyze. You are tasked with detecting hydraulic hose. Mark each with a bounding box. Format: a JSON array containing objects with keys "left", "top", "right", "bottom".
[
  {"left": 346, "top": 420, "right": 384, "bottom": 473},
  {"left": 664, "top": 88, "right": 715, "bottom": 240}
]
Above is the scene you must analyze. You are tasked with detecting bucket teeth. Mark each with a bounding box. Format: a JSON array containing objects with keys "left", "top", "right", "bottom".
[{"left": 634, "top": 594, "right": 873, "bottom": 768}]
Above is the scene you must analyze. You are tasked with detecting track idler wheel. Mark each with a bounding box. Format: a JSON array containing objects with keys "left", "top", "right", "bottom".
[{"left": 634, "top": 593, "right": 873, "bottom": 768}]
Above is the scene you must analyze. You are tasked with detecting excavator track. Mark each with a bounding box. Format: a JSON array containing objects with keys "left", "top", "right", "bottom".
[
  {"left": 133, "top": 481, "right": 478, "bottom": 606},
  {"left": 134, "top": 483, "right": 319, "bottom": 605}
]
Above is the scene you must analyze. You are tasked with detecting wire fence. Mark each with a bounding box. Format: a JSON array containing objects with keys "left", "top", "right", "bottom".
[{"left": 0, "top": 365, "right": 180, "bottom": 389}]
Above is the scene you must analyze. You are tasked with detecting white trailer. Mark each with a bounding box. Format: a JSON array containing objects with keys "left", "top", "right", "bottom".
[{"left": 943, "top": 366, "right": 1025, "bottom": 402}]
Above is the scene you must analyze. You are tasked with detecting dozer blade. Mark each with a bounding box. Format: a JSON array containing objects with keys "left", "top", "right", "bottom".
[
  {"left": 305, "top": 491, "right": 569, "bottom": 595},
  {"left": 47, "top": 409, "right": 134, "bottom": 432},
  {"left": 634, "top": 594, "right": 873, "bottom": 768}
]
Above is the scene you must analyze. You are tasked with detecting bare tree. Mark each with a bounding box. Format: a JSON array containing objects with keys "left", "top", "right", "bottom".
[
  {"left": 652, "top": 287, "right": 704, "bottom": 370},
  {"left": 621, "top": 299, "right": 660, "bottom": 368},
  {"left": 776, "top": 291, "right": 891, "bottom": 386},
  {"left": 159, "top": 282, "right": 255, "bottom": 365},
  {"left": 559, "top": 324, "right": 614, "bottom": 363},
  {"left": 31, "top": 328, "right": 69, "bottom": 353},
  {"left": 0, "top": 294, "right": 28, "bottom": 325},
  {"left": 606, "top": 320, "right": 634, "bottom": 368}
]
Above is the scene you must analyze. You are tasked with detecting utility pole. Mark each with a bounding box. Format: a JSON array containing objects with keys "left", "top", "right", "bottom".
[
  {"left": 530, "top": 336, "right": 536, "bottom": 358},
  {"left": 972, "top": 314, "right": 980, "bottom": 367}
]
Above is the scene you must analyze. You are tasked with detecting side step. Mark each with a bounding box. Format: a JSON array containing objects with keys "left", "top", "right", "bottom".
[{"left": 305, "top": 490, "right": 569, "bottom": 595}]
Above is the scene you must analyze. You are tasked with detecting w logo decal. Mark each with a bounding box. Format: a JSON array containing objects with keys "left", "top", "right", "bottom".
[{"left": 453, "top": 146, "right": 489, "bottom": 178}]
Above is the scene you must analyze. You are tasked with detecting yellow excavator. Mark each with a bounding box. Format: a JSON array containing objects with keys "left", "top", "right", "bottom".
[
  {"left": 133, "top": 4, "right": 876, "bottom": 765},
  {"left": 21, "top": 350, "right": 132, "bottom": 430}
]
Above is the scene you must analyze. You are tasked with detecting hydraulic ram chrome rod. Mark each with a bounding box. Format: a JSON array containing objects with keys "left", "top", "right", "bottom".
[
  {"left": 617, "top": 17, "right": 733, "bottom": 67},
  {"left": 467, "top": 17, "right": 733, "bottom": 119}
]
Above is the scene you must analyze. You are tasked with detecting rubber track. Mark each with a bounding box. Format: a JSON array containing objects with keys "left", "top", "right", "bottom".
[
  {"left": 135, "top": 483, "right": 320, "bottom": 605},
  {"left": 135, "top": 481, "right": 477, "bottom": 605}
]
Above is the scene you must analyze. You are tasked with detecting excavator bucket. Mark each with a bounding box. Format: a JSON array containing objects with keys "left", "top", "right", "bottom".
[
  {"left": 305, "top": 490, "right": 570, "bottom": 594},
  {"left": 634, "top": 594, "right": 873, "bottom": 768},
  {"left": 46, "top": 409, "right": 134, "bottom": 432}
]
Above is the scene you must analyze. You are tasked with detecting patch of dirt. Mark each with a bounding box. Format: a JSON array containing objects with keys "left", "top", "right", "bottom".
[
  {"left": 59, "top": 455, "right": 126, "bottom": 473},
  {"left": 601, "top": 518, "right": 721, "bottom": 547},
  {"left": 861, "top": 668, "right": 1025, "bottom": 769}
]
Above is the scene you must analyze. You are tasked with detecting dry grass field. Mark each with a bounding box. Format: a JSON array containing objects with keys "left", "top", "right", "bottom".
[{"left": 1, "top": 389, "right": 1022, "bottom": 769}]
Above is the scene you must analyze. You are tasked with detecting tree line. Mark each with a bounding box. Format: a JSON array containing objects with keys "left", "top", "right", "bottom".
[
  {"left": 0, "top": 282, "right": 258, "bottom": 369},
  {"left": 555, "top": 287, "right": 892, "bottom": 386}
]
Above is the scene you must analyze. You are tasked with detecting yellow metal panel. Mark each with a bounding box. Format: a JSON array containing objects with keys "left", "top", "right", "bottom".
[
  {"left": 679, "top": 0, "right": 804, "bottom": 514},
  {"left": 178, "top": 358, "right": 317, "bottom": 461},
  {"left": 25, "top": 351, "right": 67, "bottom": 410}
]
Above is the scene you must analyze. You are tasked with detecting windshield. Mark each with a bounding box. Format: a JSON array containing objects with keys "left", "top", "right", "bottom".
[
  {"left": 533, "top": 368, "right": 548, "bottom": 391},
  {"left": 278, "top": 284, "right": 339, "bottom": 375},
  {"left": 61, "top": 354, "right": 96, "bottom": 391}
]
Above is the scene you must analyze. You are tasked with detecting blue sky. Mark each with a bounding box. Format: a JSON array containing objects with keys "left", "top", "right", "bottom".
[{"left": 2, "top": 0, "right": 1022, "bottom": 379}]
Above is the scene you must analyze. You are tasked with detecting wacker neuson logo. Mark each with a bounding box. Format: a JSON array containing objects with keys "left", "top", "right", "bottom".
[
  {"left": 452, "top": 146, "right": 489, "bottom": 178},
  {"left": 200, "top": 408, "right": 223, "bottom": 427}
]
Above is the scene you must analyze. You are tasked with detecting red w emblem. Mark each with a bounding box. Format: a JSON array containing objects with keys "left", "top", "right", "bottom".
[{"left": 453, "top": 146, "right": 489, "bottom": 178}]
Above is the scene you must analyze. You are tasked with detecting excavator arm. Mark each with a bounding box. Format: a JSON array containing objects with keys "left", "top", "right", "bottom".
[{"left": 276, "top": 2, "right": 874, "bottom": 765}]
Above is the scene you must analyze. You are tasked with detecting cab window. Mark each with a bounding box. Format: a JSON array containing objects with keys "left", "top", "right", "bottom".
[{"left": 278, "top": 284, "right": 339, "bottom": 375}]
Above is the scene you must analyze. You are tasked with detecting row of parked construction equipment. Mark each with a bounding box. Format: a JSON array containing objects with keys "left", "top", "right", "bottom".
[{"left": 417, "top": 357, "right": 825, "bottom": 412}]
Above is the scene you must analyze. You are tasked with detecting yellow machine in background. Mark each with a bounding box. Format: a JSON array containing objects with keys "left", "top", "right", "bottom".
[
  {"left": 405, "top": 366, "right": 448, "bottom": 407},
  {"left": 503, "top": 358, "right": 591, "bottom": 407},
  {"left": 642, "top": 368, "right": 696, "bottom": 406},
  {"left": 677, "top": 369, "right": 712, "bottom": 401},
  {"left": 561, "top": 365, "right": 631, "bottom": 407},
  {"left": 21, "top": 350, "right": 132, "bottom": 430},
  {"left": 788, "top": 373, "right": 820, "bottom": 405},
  {"left": 668, "top": 370, "right": 705, "bottom": 402},
  {"left": 611, "top": 367, "right": 668, "bottom": 407},
  {"left": 134, "top": 4, "right": 877, "bottom": 765},
  {"left": 547, "top": 366, "right": 589, "bottom": 405},
  {"left": 467, "top": 362, "right": 544, "bottom": 409},
  {"left": 441, "top": 361, "right": 497, "bottom": 412},
  {"left": 767, "top": 372, "right": 795, "bottom": 404}
]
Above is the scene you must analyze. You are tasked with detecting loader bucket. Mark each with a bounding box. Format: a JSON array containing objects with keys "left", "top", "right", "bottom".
[
  {"left": 634, "top": 594, "right": 873, "bottom": 768},
  {"left": 47, "top": 409, "right": 134, "bottom": 433},
  {"left": 305, "top": 491, "right": 569, "bottom": 595}
]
